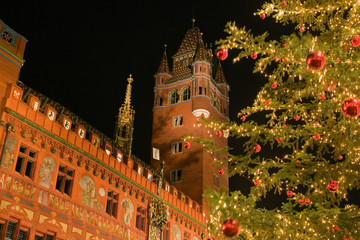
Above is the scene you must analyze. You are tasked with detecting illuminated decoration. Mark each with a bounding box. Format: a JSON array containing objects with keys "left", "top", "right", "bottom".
[
  {"left": 253, "top": 179, "right": 260, "bottom": 186},
  {"left": 259, "top": 13, "right": 266, "bottom": 19},
  {"left": 327, "top": 180, "right": 339, "bottom": 192},
  {"left": 350, "top": 35, "right": 360, "bottom": 47},
  {"left": 184, "top": 141, "right": 191, "bottom": 149},
  {"left": 313, "top": 133, "right": 320, "bottom": 140},
  {"left": 251, "top": 53, "right": 257, "bottom": 59},
  {"left": 341, "top": 98, "right": 360, "bottom": 118},
  {"left": 221, "top": 218, "right": 240, "bottom": 237},
  {"left": 182, "top": 1, "right": 360, "bottom": 238},
  {"left": 271, "top": 82, "right": 277, "bottom": 88},
  {"left": 216, "top": 130, "right": 222, "bottom": 137},
  {"left": 253, "top": 144, "right": 261, "bottom": 152},
  {"left": 218, "top": 168, "right": 224, "bottom": 174},
  {"left": 192, "top": 109, "right": 210, "bottom": 118},
  {"left": 306, "top": 50, "right": 326, "bottom": 71},
  {"left": 282, "top": 1, "right": 286, "bottom": 6},
  {"left": 216, "top": 48, "right": 228, "bottom": 60}
]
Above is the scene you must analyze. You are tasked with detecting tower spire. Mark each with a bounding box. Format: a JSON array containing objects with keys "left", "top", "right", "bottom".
[{"left": 114, "top": 74, "right": 135, "bottom": 156}]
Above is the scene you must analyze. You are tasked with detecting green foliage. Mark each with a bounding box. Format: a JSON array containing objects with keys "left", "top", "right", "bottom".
[{"left": 193, "top": 0, "right": 360, "bottom": 239}]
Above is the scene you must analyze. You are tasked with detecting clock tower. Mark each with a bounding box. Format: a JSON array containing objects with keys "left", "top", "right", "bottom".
[{"left": 150, "top": 26, "right": 230, "bottom": 209}]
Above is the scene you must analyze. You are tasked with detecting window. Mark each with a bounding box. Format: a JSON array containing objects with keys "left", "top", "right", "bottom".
[
  {"left": 171, "top": 142, "right": 182, "bottom": 154},
  {"left": 163, "top": 222, "right": 170, "bottom": 240},
  {"left": 106, "top": 190, "right": 119, "bottom": 218},
  {"left": 136, "top": 206, "right": 146, "bottom": 232},
  {"left": 199, "top": 66, "right": 202, "bottom": 72},
  {"left": 214, "top": 174, "right": 219, "bottom": 187},
  {"left": 170, "top": 169, "right": 182, "bottom": 182},
  {"left": 160, "top": 77, "right": 164, "bottom": 83},
  {"left": 169, "top": 91, "right": 179, "bottom": 104},
  {"left": 159, "top": 98, "right": 163, "bottom": 106},
  {"left": 184, "top": 231, "right": 190, "bottom": 240},
  {"left": 35, "top": 232, "right": 55, "bottom": 240},
  {"left": 15, "top": 145, "right": 37, "bottom": 179},
  {"left": 198, "top": 87, "right": 202, "bottom": 95},
  {"left": 173, "top": 115, "right": 183, "bottom": 127},
  {"left": 55, "top": 165, "right": 74, "bottom": 196},
  {"left": 0, "top": 219, "right": 29, "bottom": 240},
  {"left": 182, "top": 87, "right": 190, "bottom": 101}
]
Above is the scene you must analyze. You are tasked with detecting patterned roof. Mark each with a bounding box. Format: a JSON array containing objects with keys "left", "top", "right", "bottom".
[
  {"left": 194, "top": 37, "right": 209, "bottom": 62},
  {"left": 173, "top": 27, "right": 201, "bottom": 57},
  {"left": 166, "top": 66, "right": 192, "bottom": 83},
  {"left": 157, "top": 52, "right": 171, "bottom": 74},
  {"left": 214, "top": 63, "right": 227, "bottom": 85}
]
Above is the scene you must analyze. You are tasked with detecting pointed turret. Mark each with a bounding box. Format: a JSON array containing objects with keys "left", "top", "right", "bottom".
[
  {"left": 194, "top": 36, "right": 208, "bottom": 63},
  {"left": 214, "top": 62, "right": 227, "bottom": 85},
  {"left": 157, "top": 45, "right": 171, "bottom": 74},
  {"left": 114, "top": 74, "right": 135, "bottom": 156}
]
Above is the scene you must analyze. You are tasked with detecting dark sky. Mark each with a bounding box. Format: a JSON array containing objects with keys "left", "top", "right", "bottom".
[{"left": 2, "top": 1, "right": 291, "bottom": 191}]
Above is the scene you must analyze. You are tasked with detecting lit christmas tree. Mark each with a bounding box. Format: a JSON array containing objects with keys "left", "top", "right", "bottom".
[{"left": 187, "top": 1, "right": 360, "bottom": 239}]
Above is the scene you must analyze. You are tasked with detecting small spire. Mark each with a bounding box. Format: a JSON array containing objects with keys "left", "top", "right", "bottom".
[
  {"left": 157, "top": 46, "right": 171, "bottom": 74},
  {"left": 124, "top": 74, "right": 133, "bottom": 111},
  {"left": 192, "top": 18, "right": 195, "bottom": 28}
]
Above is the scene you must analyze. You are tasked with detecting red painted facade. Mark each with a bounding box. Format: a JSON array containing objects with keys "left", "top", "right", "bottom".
[{"left": 0, "top": 20, "right": 215, "bottom": 240}]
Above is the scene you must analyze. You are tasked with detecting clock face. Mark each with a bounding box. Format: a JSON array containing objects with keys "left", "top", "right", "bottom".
[{"left": 79, "top": 129, "right": 85, "bottom": 138}]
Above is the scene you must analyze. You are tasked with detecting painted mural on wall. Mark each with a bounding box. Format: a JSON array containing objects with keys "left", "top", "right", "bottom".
[
  {"left": 79, "top": 176, "right": 104, "bottom": 211},
  {"left": 0, "top": 137, "right": 17, "bottom": 170},
  {"left": 121, "top": 197, "right": 134, "bottom": 225},
  {"left": 172, "top": 224, "right": 182, "bottom": 240},
  {"left": 38, "top": 156, "right": 56, "bottom": 205}
]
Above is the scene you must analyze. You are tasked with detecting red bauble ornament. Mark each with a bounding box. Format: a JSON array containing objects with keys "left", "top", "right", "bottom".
[
  {"left": 287, "top": 191, "right": 294, "bottom": 197},
  {"left": 184, "top": 141, "right": 191, "bottom": 149},
  {"left": 219, "top": 168, "right": 224, "bottom": 175},
  {"left": 282, "top": 43, "right": 287, "bottom": 47},
  {"left": 276, "top": 138, "right": 282, "bottom": 143},
  {"left": 313, "top": 133, "right": 320, "bottom": 140},
  {"left": 251, "top": 53, "right": 257, "bottom": 59},
  {"left": 221, "top": 218, "right": 241, "bottom": 237},
  {"left": 240, "top": 116, "right": 246, "bottom": 121},
  {"left": 274, "top": 56, "right": 279, "bottom": 61},
  {"left": 216, "top": 130, "right": 223, "bottom": 137},
  {"left": 299, "top": 27, "right": 305, "bottom": 32},
  {"left": 320, "top": 95, "right": 325, "bottom": 101},
  {"left": 282, "top": 1, "right": 286, "bottom": 6},
  {"left": 271, "top": 82, "right": 277, "bottom": 88},
  {"left": 306, "top": 50, "right": 326, "bottom": 71},
  {"left": 298, "top": 199, "right": 304, "bottom": 204},
  {"left": 254, "top": 144, "right": 261, "bottom": 152},
  {"left": 350, "top": 35, "right": 360, "bottom": 47},
  {"left": 260, "top": 13, "right": 266, "bottom": 19},
  {"left": 341, "top": 98, "right": 360, "bottom": 118},
  {"left": 332, "top": 225, "right": 339, "bottom": 232},
  {"left": 304, "top": 198, "right": 311, "bottom": 204},
  {"left": 327, "top": 180, "right": 339, "bottom": 192},
  {"left": 253, "top": 179, "right": 260, "bottom": 186},
  {"left": 265, "top": 99, "right": 270, "bottom": 105},
  {"left": 338, "top": 155, "right": 343, "bottom": 160},
  {"left": 216, "top": 48, "right": 228, "bottom": 60},
  {"left": 294, "top": 115, "right": 300, "bottom": 121}
]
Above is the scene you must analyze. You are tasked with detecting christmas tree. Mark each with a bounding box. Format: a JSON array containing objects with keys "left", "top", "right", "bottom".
[{"left": 187, "top": 0, "right": 360, "bottom": 239}]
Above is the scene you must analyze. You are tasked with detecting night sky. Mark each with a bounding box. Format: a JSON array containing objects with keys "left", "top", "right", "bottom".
[{"left": 1, "top": 1, "right": 293, "bottom": 192}]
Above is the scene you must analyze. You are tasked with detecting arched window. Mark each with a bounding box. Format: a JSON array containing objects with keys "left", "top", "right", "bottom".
[
  {"left": 169, "top": 90, "right": 179, "bottom": 104},
  {"left": 121, "top": 126, "right": 127, "bottom": 137},
  {"left": 182, "top": 86, "right": 190, "bottom": 101}
]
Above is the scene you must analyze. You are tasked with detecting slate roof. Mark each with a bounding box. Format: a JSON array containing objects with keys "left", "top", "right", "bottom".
[
  {"left": 194, "top": 37, "right": 209, "bottom": 62},
  {"left": 157, "top": 52, "right": 171, "bottom": 74},
  {"left": 214, "top": 62, "right": 227, "bottom": 85},
  {"left": 173, "top": 27, "right": 201, "bottom": 57}
]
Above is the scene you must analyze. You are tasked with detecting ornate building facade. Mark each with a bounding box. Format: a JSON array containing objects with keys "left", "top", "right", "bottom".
[{"left": 0, "top": 19, "right": 228, "bottom": 240}]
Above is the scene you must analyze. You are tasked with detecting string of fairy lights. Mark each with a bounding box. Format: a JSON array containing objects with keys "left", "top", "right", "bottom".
[{"left": 184, "top": 0, "right": 360, "bottom": 239}]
